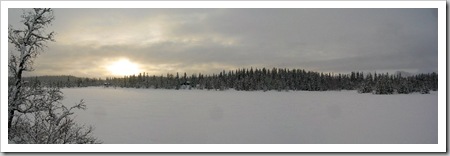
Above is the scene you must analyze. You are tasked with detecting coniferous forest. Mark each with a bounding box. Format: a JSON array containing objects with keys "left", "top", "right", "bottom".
[{"left": 18, "top": 68, "right": 437, "bottom": 95}]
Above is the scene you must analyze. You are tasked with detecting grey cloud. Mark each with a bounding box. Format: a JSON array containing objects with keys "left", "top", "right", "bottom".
[
  {"left": 10, "top": 8, "right": 438, "bottom": 77},
  {"left": 300, "top": 51, "right": 438, "bottom": 73}
]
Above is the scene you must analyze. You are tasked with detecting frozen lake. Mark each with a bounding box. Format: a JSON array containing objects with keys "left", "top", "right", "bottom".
[{"left": 61, "top": 87, "right": 438, "bottom": 144}]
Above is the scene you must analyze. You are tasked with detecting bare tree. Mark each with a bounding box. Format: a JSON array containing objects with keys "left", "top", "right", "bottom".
[{"left": 8, "top": 8, "right": 100, "bottom": 144}]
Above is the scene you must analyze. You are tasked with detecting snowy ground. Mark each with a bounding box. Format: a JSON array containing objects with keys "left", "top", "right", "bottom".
[{"left": 61, "top": 87, "right": 437, "bottom": 144}]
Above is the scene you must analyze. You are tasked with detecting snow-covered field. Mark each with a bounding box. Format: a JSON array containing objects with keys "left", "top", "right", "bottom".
[{"left": 61, "top": 87, "right": 437, "bottom": 144}]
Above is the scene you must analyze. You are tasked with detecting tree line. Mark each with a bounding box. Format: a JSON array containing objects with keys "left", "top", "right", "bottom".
[{"left": 21, "top": 68, "right": 438, "bottom": 94}]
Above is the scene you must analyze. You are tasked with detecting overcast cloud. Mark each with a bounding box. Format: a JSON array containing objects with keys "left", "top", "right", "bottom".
[{"left": 8, "top": 8, "right": 438, "bottom": 78}]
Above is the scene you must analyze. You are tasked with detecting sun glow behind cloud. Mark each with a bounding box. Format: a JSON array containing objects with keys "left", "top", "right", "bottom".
[{"left": 106, "top": 58, "right": 142, "bottom": 76}]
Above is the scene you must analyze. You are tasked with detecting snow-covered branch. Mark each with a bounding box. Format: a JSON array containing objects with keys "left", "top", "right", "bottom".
[{"left": 8, "top": 8, "right": 100, "bottom": 144}]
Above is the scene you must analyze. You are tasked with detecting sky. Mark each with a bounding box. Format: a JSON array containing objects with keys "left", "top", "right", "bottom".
[{"left": 8, "top": 8, "right": 438, "bottom": 78}]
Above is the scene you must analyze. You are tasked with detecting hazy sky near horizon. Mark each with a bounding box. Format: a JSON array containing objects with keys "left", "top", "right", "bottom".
[{"left": 8, "top": 8, "right": 438, "bottom": 78}]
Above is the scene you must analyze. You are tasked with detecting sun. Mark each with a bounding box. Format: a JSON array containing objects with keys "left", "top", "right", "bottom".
[{"left": 107, "top": 59, "right": 141, "bottom": 76}]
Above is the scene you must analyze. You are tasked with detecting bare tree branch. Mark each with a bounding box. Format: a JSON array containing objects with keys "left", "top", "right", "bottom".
[{"left": 8, "top": 8, "right": 100, "bottom": 144}]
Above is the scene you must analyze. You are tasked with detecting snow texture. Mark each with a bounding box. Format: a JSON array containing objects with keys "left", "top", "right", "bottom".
[{"left": 62, "top": 87, "right": 437, "bottom": 144}]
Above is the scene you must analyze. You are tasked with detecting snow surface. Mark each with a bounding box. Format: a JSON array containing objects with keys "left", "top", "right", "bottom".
[{"left": 61, "top": 87, "right": 438, "bottom": 144}]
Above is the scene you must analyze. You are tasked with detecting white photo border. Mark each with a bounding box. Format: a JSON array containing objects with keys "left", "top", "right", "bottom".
[{"left": 1, "top": 0, "right": 446, "bottom": 152}]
